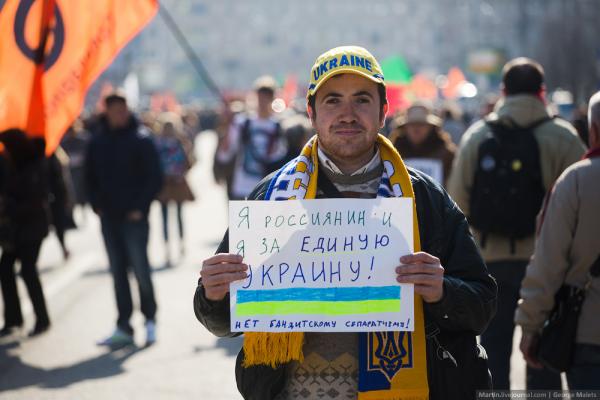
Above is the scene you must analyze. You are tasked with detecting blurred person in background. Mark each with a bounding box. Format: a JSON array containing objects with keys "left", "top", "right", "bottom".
[
  {"left": 182, "top": 108, "right": 201, "bottom": 145},
  {"left": 61, "top": 121, "right": 91, "bottom": 224},
  {"left": 85, "top": 92, "right": 163, "bottom": 347},
  {"left": 478, "top": 94, "right": 500, "bottom": 121},
  {"left": 0, "top": 129, "right": 51, "bottom": 337},
  {"left": 140, "top": 110, "right": 158, "bottom": 132},
  {"left": 389, "top": 101, "right": 456, "bottom": 186},
  {"left": 213, "top": 99, "right": 245, "bottom": 197},
  {"left": 516, "top": 90, "right": 600, "bottom": 390},
  {"left": 441, "top": 101, "right": 467, "bottom": 145},
  {"left": 214, "top": 76, "right": 288, "bottom": 200},
  {"left": 154, "top": 112, "right": 195, "bottom": 266},
  {"left": 279, "top": 113, "right": 313, "bottom": 164},
  {"left": 47, "top": 147, "right": 76, "bottom": 261},
  {"left": 571, "top": 104, "right": 589, "bottom": 146},
  {"left": 448, "top": 58, "right": 586, "bottom": 390}
]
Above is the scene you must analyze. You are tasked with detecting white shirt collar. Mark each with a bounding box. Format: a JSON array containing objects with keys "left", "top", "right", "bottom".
[{"left": 317, "top": 147, "right": 381, "bottom": 176}]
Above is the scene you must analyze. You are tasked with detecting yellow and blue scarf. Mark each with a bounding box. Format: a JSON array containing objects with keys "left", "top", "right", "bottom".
[{"left": 243, "top": 134, "right": 429, "bottom": 400}]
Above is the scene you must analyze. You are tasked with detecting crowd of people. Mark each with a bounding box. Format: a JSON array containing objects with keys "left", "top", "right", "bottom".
[{"left": 0, "top": 45, "right": 598, "bottom": 399}]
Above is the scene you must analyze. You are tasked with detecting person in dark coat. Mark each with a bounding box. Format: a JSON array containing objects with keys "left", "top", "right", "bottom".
[
  {"left": 0, "top": 129, "right": 51, "bottom": 337},
  {"left": 60, "top": 121, "right": 91, "bottom": 220},
  {"left": 85, "top": 92, "right": 163, "bottom": 347}
]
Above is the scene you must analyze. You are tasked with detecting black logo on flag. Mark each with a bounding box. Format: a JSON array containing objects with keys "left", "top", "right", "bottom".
[{"left": 14, "top": 0, "right": 65, "bottom": 70}]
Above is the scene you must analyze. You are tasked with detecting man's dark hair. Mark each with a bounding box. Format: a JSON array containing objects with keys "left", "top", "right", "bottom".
[
  {"left": 0, "top": 128, "right": 45, "bottom": 168},
  {"left": 104, "top": 92, "right": 128, "bottom": 108},
  {"left": 257, "top": 87, "right": 275, "bottom": 97},
  {"left": 307, "top": 82, "right": 388, "bottom": 119},
  {"left": 502, "top": 58, "right": 545, "bottom": 96}
]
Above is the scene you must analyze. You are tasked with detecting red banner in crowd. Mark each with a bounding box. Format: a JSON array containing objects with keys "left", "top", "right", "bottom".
[{"left": 0, "top": 0, "right": 158, "bottom": 154}]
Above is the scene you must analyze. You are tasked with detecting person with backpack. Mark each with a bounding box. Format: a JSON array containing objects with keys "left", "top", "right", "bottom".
[
  {"left": 448, "top": 58, "right": 586, "bottom": 390},
  {"left": 195, "top": 46, "right": 497, "bottom": 400},
  {"left": 214, "top": 76, "right": 288, "bottom": 200}
]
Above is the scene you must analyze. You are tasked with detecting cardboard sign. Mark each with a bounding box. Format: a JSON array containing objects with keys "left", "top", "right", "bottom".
[{"left": 229, "top": 198, "right": 414, "bottom": 333}]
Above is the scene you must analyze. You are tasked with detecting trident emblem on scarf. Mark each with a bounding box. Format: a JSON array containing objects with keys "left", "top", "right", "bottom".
[{"left": 368, "top": 331, "right": 414, "bottom": 381}]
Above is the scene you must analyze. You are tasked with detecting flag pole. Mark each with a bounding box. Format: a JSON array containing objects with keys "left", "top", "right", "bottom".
[
  {"left": 157, "top": 3, "right": 226, "bottom": 104},
  {"left": 26, "top": 0, "right": 56, "bottom": 140}
]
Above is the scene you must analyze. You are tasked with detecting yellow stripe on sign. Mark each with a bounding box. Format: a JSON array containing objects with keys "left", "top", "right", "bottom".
[{"left": 235, "top": 300, "right": 401, "bottom": 316}]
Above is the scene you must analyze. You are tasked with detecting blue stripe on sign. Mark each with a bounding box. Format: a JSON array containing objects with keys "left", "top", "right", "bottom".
[{"left": 236, "top": 286, "right": 401, "bottom": 304}]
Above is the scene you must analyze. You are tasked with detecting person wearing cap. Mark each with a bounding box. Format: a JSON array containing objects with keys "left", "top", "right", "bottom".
[
  {"left": 195, "top": 46, "right": 496, "bottom": 400},
  {"left": 389, "top": 102, "right": 456, "bottom": 187},
  {"left": 215, "top": 75, "right": 288, "bottom": 200}
]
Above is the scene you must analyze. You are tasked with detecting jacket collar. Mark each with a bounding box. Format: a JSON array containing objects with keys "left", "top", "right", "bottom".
[
  {"left": 583, "top": 147, "right": 600, "bottom": 159},
  {"left": 490, "top": 94, "right": 552, "bottom": 127}
]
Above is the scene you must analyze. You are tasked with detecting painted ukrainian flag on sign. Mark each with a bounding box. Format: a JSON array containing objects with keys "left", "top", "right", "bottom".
[{"left": 236, "top": 286, "right": 401, "bottom": 316}]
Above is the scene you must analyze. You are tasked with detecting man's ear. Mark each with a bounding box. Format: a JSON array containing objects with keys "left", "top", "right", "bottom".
[
  {"left": 307, "top": 103, "right": 315, "bottom": 121},
  {"left": 380, "top": 103, "right": 389, "bottom": 128}
]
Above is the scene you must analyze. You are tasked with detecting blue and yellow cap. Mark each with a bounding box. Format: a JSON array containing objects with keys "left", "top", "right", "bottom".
[{"left": 307, "top": 46, "right": 385, "bottom": 99}]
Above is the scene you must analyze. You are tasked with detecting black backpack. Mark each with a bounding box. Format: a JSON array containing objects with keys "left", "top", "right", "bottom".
[{"left": 469, "top": 117, "right": 550, "bottom": 252}]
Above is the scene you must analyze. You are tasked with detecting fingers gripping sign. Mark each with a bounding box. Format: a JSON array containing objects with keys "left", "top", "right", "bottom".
[
  {"left": 396, "top": 252, "right": 445, "bottom": 303},
  {"left": 200, "top": 253, "right": 248, "bottom": 301}
]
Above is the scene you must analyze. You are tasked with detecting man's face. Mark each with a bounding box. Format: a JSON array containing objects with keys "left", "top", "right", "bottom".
[
  {"left": 405, "top": 123, "right": 431, "bottom": 146},
  {"left": 257, "top": 89, "right": 274, "bottom": 115},
  {"left": 309, "top": 74, "right": 386, "bottom": 166},
  {"left": 106, "top": 102, "right": 130, "bottom": 129}
]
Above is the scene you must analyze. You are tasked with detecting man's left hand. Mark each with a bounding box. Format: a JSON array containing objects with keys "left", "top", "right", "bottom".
[
  {"left": 396, "top": 252, "right": 444, "bottom": 303},
  {"left": 519, "top": 332, "right": 543, "bottom": 369}
]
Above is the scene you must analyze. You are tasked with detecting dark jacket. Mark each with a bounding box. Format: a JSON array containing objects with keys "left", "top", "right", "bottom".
[
  {"left": 85, "top": 116, "right": 162, "bottom": 219},
  {"left": 0, "top": 133, "right": 49, "bottom": 246},
  {"left": 194, "top": 168, "right": 497, "bottom": 400}
]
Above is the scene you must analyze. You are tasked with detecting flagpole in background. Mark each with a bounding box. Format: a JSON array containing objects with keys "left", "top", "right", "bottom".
[
  {"left": 25, "top": 0, "right": 56, "bottom": 137},
  {"left": 157, "top": 3, "right": 226, "bottom": 104}
]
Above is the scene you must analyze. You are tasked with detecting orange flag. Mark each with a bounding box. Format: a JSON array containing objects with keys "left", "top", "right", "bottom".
[
  {"left": 281, "top": 74, "right": 298, "bottom": 106},
  {"left": 385, "top": 84, "right": 410, "bottom": 115},
  {"left": 0, "top": 0, "right": 158, "bottom": 154},
  {"left": 408, "top": 74, "right": 438, "bottom": 101},
  {"left": 443, "top": 67, "right": 467, "bottom": 99}
]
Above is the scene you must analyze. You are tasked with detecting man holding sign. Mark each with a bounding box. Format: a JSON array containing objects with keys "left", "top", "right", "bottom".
[{"left": 195, "top": 46, "right": 496, "bottom": 400}]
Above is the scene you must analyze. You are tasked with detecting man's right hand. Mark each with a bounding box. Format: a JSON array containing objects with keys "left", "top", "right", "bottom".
[{"left": 200, "top": 253, "right": 248, "bottom": 301}]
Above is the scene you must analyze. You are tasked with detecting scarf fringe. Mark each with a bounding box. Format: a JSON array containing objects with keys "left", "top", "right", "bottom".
[
  {"left": 242, "top": 332, "right": 304, "bottom": 368},
  {"left": 358, "top": 389, "right": 429, "bottom": 400}
]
